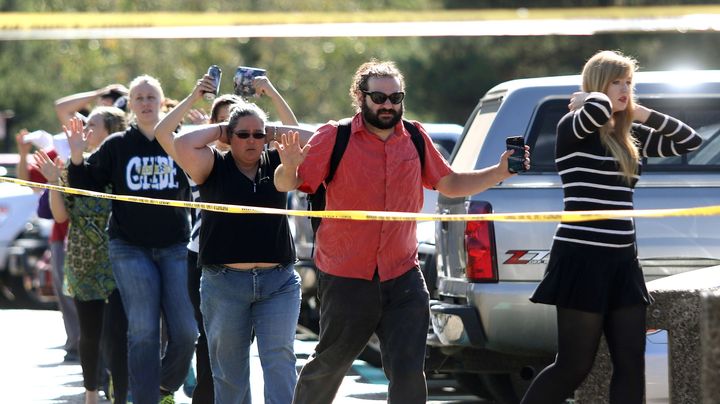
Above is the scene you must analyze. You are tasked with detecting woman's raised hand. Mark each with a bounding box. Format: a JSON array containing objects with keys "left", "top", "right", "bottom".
[
  {"left": 568, "top": 91, "right": 589, "bottom": 111},
  {"left": 252, "top": 76, "right": 278, "bottom": 98},
  {"left": 193, "top": 75, "right": 217, "bottom": 101},
  {"left": 187, "top": 108, "right": 210, "bottom": 125},
  {"left": 64, "top": 116, "right": 88, "bottom": 165},
  {"left": 33, "top": 149, "right": 63, "bottom": 184}
]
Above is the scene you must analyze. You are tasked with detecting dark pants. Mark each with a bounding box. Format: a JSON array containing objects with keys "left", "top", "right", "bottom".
[
  {"left": 76, "top": 298, "right": 107, "bottom": 391},
  {"left": 101, "top": 289, "right": 129, "bottom": 404},
  {"left": 293, "top": 267, "right": 430, "bottom": 404},
  {"left": 187, "top": 250, "right": 213, "bottom": 404}
]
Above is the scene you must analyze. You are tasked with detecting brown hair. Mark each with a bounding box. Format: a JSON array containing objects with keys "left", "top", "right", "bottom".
[
  {"left": 210, "top": 94, "right": 245, "bottom": 124},
  {"left": 349, "top": 59, "right": 405, "bottom": 113},
  {"left": 89, "top": 106, "right": 127, "bottom": 135},
  {"left": 227, "top": 102, "right": 268, "bottom": 132}
]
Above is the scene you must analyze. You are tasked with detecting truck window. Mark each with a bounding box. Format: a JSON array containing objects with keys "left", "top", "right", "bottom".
[
  {"left": 526, "top": 99, "right": 568, "bottom": 173},
  {"left": 640, "top": 98, "right": 720, "bottom": 171},
  {"left": 525, "top": 97, "right": 720, "bottom": 173},
  {"left": 452, "top": 98, "right": 501, "bottom": 172}
]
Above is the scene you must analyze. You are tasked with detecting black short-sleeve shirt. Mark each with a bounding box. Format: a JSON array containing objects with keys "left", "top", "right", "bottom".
[{"left": 198, "top": 148, "right": 294, "bottom": 266}]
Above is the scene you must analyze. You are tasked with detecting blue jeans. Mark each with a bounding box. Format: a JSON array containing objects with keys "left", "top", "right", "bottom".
[
  {"left": 108, "top": 239, "right": 198, "bottom": 404},
  {"left": 201, "top": 263, "right": 301, "bottom": 404}
]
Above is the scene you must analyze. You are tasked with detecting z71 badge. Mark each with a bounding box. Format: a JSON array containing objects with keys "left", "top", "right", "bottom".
[{"left": 503, "top": 250, "right": 550, "bottom": 265}]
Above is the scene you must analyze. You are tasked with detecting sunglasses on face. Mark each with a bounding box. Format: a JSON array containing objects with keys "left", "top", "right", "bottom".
[
  {"left": 233, "top": 131, "right": 266, "bottom": 139},
  {"left": 362, "top": 91, "right": 405, "bottom": 105}
]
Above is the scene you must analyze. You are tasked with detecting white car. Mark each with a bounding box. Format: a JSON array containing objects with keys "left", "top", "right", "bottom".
[{"left": 0, "top": 154, "right": 55, "bottom": 309}]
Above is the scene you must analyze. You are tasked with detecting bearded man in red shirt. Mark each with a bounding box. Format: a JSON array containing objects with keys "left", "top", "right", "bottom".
[{"left": 275, "top": 59, "right": 529, "bottom": 404}]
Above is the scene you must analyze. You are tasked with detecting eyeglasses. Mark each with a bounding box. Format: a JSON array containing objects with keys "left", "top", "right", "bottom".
[
  {"left": 233, "top": 131, "right": 266, "bottom": 139},
  {"left": 362, "top": 91, "right": 405, "bottom": 105}
]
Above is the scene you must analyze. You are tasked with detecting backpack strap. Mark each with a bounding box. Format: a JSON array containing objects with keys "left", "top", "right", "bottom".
[
  {"left": 308, "top": 118, "right": 352, "bottom": 236},
  {"left": 402, "top": 119, "right": 425, "bottom": 168},
  {"left": 326, "top": 118, "right": 353, "bottom": 185}
]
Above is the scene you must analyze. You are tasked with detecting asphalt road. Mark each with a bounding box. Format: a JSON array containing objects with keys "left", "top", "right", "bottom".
[{"left": 0, "top": 307, "right": 486, "bottom": 404}]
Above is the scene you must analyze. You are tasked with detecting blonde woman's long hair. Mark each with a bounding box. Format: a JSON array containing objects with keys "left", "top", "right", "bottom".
[{"left": 582, "top": 50, "right": 639, "bottom": 183}]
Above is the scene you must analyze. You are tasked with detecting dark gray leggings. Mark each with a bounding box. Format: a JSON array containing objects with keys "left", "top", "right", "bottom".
[
  {"left": 74, "top": 289, "right": 128, "bottom": 402},
  {"left": 520, "top": 304, "right": 647, "bottom": 404}
]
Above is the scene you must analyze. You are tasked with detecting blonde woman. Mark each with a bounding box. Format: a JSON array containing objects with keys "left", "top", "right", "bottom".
[
  {"left": 67, "top": 75, "right": 197, "bottom": 404},
  {"left": 524, "top": 51, "right": 702, "bottom": 403}
]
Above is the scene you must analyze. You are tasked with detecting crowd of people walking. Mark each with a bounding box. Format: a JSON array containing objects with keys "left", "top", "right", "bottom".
[{"left": 12, "top": 49, "right": 697, "bottom": 404}]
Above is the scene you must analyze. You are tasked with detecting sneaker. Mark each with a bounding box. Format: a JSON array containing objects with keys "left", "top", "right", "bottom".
[
  {"left": 101, "top": 370, "right": 112, "bottom": 401},
  {"left": 159, "top": 391, "right": 175, "bottom": 404}
]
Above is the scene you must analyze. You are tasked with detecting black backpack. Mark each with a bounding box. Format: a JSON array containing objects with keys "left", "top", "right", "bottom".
[{"left": 307, "top": 118, "right": 426, "bottom": 235}]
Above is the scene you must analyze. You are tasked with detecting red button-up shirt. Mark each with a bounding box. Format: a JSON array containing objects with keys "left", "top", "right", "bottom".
[{"left": 298, "top": 114, "right": 453, "bottom": 281}]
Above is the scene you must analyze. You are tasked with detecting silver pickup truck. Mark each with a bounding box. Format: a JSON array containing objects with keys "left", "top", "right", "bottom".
[{"left": 427, "top": 70, "right": 720, "bottom": 403}]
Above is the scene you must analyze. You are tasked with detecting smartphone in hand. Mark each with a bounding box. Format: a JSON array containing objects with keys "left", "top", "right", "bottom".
[
  {"left": 204, "top": 65, "right": 222, "bottom": 101},
  {"left": 506, "top": 136, "right": 526, "bottom": 174},
  {"left": 233, "top": 66, "right": 266, "bottom": 97}
]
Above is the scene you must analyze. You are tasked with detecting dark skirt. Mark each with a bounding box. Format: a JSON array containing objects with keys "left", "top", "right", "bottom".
[{"left": 530, "top": 240, "right": 653, "bottom": 314}]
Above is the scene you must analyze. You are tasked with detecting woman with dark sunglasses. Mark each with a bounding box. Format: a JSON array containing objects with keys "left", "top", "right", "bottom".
[
  {"left": 171, "top": 100, "right": 312, "bottom": 404},
  {"left": 155, "top": 72, "right": 301, "bottom": 404}
]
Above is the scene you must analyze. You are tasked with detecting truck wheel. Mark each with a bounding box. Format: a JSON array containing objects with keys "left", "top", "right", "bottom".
[
  {"left": 480, "top": 373, "right": 522, "bottom": 404},
  {"left": 453, "top": 372, "right": 493, "bottom": 400},
  {"left": 421, "top": 253, "right": 438, "bottom": 297}
]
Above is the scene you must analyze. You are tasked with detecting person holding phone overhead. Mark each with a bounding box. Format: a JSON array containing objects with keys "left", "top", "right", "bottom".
[
  {"left": 154, "top": 69, "right": 301, "bottom": 404},
  {"left": 273, "top": 59, "right": 530, "bottom": 404},
  {"left": 522, "top": 50, "right": 703, "bottom": 404},
  {"left": 170, "top": 95, "right": 312, "bottom": 403}
]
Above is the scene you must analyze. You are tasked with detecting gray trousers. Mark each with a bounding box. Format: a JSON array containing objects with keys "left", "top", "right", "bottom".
[
  {"left": 50, "top": 240, "right": 80, "bottom": 352},
  {"left": 293, "top": 267, "right": 430, "bottom": 404}
]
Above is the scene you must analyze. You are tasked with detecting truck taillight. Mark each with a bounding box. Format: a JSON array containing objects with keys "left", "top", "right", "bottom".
[{"left": 464, "top": 201, "right": 498, "bottom": 283}]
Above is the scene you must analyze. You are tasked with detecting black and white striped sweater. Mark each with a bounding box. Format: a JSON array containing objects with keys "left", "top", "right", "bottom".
[{"left": 554, "top": 92, "right": 702, "bottom": 250}]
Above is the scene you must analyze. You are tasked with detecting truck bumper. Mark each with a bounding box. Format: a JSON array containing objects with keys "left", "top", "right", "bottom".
[{"left": 428, "top": 300, "right": 486, "bottom": 347}]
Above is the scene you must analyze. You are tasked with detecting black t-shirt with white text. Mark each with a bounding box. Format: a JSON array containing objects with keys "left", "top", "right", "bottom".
[{"left": 68, "top": 125, "right": 190, "bottom": 248}]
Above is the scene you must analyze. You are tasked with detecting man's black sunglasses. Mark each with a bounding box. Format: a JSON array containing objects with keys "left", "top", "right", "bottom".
[
  {"left": 234, "top": 131, "right": 266, "bottom": 139},
  {"left": 362, "top": 91, "right": 405, "bottom": 105}
]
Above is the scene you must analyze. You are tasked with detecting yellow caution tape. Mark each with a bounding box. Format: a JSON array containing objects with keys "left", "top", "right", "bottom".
[
  {"left": 3, "top": 7, "right": 720, "bottom": 30},
  {"left": 2, "top": 175, "right": 718, "bottom": 223}
]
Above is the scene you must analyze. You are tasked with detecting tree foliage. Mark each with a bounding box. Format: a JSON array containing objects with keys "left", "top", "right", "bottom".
[
  {"left": 1, "top": 1, "right": 720, "bottom": 150},
  {"left": 2, "top": 30, "right": 720, "bottom": 152}
]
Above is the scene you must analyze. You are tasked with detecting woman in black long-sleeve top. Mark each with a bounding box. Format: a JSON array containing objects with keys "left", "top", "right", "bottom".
[{"left": 523, "top": 50, "right": 702, "bottom": 404}]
